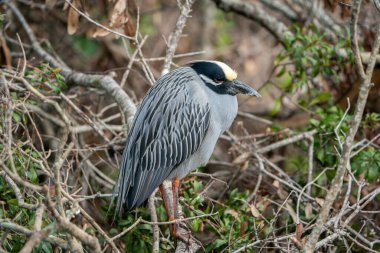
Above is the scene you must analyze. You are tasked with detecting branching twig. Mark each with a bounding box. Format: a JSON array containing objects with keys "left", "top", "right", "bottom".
[
  {"left": 211, "top": 0, "right": 380, "bottom": 65},
  {"left": 0, "top": 220, "right": 69, "bottom": 249},
  {"left": 161, "top": 0, "right": 196, "bottom": 76},
  {"left": 302, "top": 1, "right": 380, "bottom": 251},
  {"left": 45, "top": 187, "right": 102, "bottom": 253},
  {"left": 211, "top": 0, "right": 292, "bottom": 42},
  {"left": 256, "top": 130, "right": 317, "bottom": 154},
  {"left": 6, "top": 0, "right": 137, "bottom": 125},
  {"left": 0, "top": 171, "right": 39, "bottom": 210},
  {"left": 148, "top": 192, "right": 160, "bottom": 253},
  {"left": 111, "top": 217, "right": 142, "bottom": 241}
]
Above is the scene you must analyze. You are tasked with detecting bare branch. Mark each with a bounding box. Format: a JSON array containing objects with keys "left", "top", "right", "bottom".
[
  {"left": 111, "top": 217, "right": 142, "bottom": 241},
  {"left": 148, "top": 192, "right": 160, "bottom": 253},
  {"left": 211, "top": 0, "right": 293, "bottom": 42},
  {"left": 302, "top": 0, "right": 380, "bottom": 250},
  {"left": 350, "top": 1, "right": 366, "bottom": 80},
  {"left": 0, "top": 220, "right": 69, "bottom": 249},
  {"left": 256, "top": 130, "right": 317, "bottom": 154},
  {"left": 0, "top": 171, "right": 39, "bottom": 210},
  {"left": 161, "top": 0, "right": 196, "bottom": 76},
  {"left": 5, "top": 1, "right": 137, "bottom": 124},
  {"left": 211, "top": 0, "right": 380, "bottom": 65},
  {"left": 19, "top": 230, "right": 53, "bottom": 253},
  {"left": 45, "top": 188, "right": 103, "bottom": 253}
]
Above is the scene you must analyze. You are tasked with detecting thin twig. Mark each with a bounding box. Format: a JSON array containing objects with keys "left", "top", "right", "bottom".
[
  {"left": 256, "top": 130, "right": 317, "bottom": 154},
  {"left": 6, "top": 1, "right": 137, "bottom": 123},
  {"left": 148, "top": 192, "right": 160, "bottom": 253},
  {"left": 306, "top": 136, "right": 314, "bottom": 197},
  {"left": 302, "top": 1, "right": 380, "bottom": 251},
  {"left": 45, "top": 187, "right": 102, "bottom": 253},
  {"left": 111, "top": 217, "right": 142, "bottom": 241},
  {"left": 0, "top": 171, "right": 39, "bottom": 210},
  {"left": 161, "top": 0, "right": 196, "bottom": 75}
]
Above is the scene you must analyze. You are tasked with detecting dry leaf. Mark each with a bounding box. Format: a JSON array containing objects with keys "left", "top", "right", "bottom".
[
  {"left": 92, "top": 25, "right": 111, "bottom": 38},
  {"left": 240, "top": 221, "right": 247, "bottom": 235},
  {"left": 127, "top": 0, "right": 138, "bottom": 16},
  {"left": 272, "top": 180, "right": 280, "bottom": 188},
  {"left": 257, "top": 220, "right": 265, "bottom": 230},
  {"left": 323, "top": 0, "right": 337, "bottom": 12},
  {"left": 305, "top": 203, "right": 313, "bottom": 219},
  {"left": 305, "top": 202, "right": 312, "bottom": 219},
  {"left": 243, "top": 58, "right": 257, "bottom": 75},
  {"left": 124, "top": 14, "right": 136, "bottom": 38},
  {"left": 232, "top": 152, "right": 250, "bottom": 164},
  {"left": 67, "top": 0, "right": 80, "bottom": 35},
  {"left": 0, "top": 37, "right": 12, "bottom": 68},
  {"left": 225, "top": 209, "right": 239, "bottom": 219},
  {"left": 110, "top": 0, "right": 127, "bottom": 27},
  {"left": 315, "top": 197, "right": 325, "bottom": 207},
  {"left": 296, "top": 223, "right": 303, "bottom": 241},
  {"left": 45, "top": 0, "right": 57, "bottom": 8},
  {"left": 249, "top": 204, "right": 261, "bottom": 218},
  {"left": 63, "top": 0, "right": 69, "bottom": 11}
]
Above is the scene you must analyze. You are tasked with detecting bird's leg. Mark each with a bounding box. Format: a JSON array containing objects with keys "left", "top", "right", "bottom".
[
  {"left": 159, "top": 184, "right": 174, "bottom": 236},
  {"left": 172, "top": 176, "right": 180, "bottom": 239}
]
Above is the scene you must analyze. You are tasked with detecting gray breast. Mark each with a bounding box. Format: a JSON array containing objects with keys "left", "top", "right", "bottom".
[{"left": 168, "top": 78, "right": 238, "bottom": 179}]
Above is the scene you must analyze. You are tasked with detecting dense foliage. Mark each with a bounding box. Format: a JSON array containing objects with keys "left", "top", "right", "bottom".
[{"left": 1, "top": 0, "right": 380, "bottom": 252}]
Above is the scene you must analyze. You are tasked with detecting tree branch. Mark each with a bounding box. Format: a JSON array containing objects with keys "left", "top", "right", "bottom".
[
  {"left": 302, "top": 0, "right": 380, "bottom": 251},
  {"left": 5, "top": 0, "right": 137, "bottom": 125},
  {"left": 211, "top": 0, "right": 380, "bottom": 65},
  {"left": 211, "top": 0, "right": 293, "bottom": 42},
  {"left": 148, "top": 193, "right": 160, "bottom": 253},
  {"left": 161, "top": 0, "right": 196, "bottom": 76}
]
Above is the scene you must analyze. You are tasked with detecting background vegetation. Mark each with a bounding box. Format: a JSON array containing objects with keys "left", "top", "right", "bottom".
[{"left": 1, "top": 0, "right": 380, "bottom": 252}]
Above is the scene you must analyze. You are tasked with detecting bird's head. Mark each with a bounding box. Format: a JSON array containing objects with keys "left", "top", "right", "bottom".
[{"left": 187, "top": 60, "right": 261, "bottom": 97}]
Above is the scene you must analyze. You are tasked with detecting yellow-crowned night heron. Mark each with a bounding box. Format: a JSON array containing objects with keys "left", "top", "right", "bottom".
[{"left": 114, "top": 60, "right": 261, "bottom": 223}]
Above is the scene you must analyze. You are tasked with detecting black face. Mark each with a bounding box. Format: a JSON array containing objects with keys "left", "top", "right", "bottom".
[
  {"left": 188, "top": 61, "right": 226, "bottom": 83},
  {"left": 187, "top": 61, "right": 261, "bottom": 98}
]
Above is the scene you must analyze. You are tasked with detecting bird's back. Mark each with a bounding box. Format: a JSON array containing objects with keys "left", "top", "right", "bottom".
[{"left": 114, "top": 67, "right": 211, "bottom": 214}]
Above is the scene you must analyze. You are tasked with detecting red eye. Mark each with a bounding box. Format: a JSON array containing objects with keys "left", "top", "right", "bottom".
[{"left": 214, "top": 77, "right": 224, "bottom": 84}]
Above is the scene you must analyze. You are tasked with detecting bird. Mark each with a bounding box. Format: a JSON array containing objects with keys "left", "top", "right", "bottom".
[{"left": 113, "top": 60, "right": 261, "bottom": 229}]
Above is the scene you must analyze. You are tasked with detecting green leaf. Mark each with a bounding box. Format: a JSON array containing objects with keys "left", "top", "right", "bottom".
[
  {"left": 310, "top": 92, "right": 332, "bottom": 106},
  {"left": 109, "top": 228, "right": 118, "bottom": 235},
  {"left": 191, "top": 219, "right": 201, "bottom": 232},
  {"left": 28, "top": 167, "right": 39, "bottom": 184},
  {"left": 316, "top": 149, "right": 324, "bottom": 163},
  {"left": 7, "top": 198, "right": 18, "bottom": 206},
  {"left": 41, "top": 242, "right": 53, "bottom": 253},
  {"left": 48, "top": 83, "right": 61, "bottom": 94},
  {"left": 12, "top": 112, "right": 21, "bottom": 123},
  {"left": 192, "top": 180, "right": 202, "bottom": 192},
  {"left": 118, "top": 219, "right": 131, "bottom": 226},
  {"left": 366, "top": 166, "right": 379, "bottom": 183},
  {"left": 352, "top": 150, "right": 380, "bottom": 183},
  {"left": 271, "top": 97, "right": 282, "bottom": 116},
  {"left": 309, "top": 118, "right": 320, "bottom": 127},
  {"left": 278, "top": 71, "right": 293, "bottom": 91},
  {"left": 214, "top": 238, "right": 227, "bottom": 248},
  {"left": 276, "top": 66, "right": 286, "bottom": 77},
  {"left": 137, "top": 224, "right": 152, "bottom": 231},
  {"left": 71, "top": 36, "right": 101, "bottom": 58}
]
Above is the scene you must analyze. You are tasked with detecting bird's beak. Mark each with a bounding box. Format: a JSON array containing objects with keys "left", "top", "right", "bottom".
[{"left": 233, "top": 80, "right": 261, "bottom": 97}]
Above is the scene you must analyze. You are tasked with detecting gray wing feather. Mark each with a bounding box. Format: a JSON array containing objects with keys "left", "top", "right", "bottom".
[{"left": 114, "top": 68, "right": 210, "bottom": 214}]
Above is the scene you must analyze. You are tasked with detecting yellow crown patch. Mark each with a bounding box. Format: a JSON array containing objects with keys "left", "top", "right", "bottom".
[{"left": 213, "top": 61, "right": 237, "bottom": 81}]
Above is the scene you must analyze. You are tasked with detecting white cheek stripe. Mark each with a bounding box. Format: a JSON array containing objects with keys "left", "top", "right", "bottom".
[{"left": 200, "top": 74, "right": 220, "bottom": 85}]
